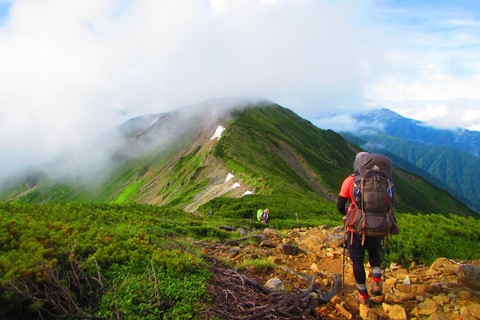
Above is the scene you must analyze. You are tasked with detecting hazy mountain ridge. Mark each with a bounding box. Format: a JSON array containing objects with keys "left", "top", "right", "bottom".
[
  {"left": 339, "top": 108, "right": 480, "bottom": 213},
  {"left": 354, "top": 108, "right": 480, "bottom": 156},
  {"left": 0, "top": 100, "right": 476, "bottom": 217}
]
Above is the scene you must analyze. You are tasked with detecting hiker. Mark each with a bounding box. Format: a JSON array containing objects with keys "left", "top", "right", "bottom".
[
  {"left": 257, "top": 208, "right": 270, "bottom": 224},
  {"left": 337, "top": 152, "right": 391, "bottom": 305},
  {"left": 261, "top": 208, "right": 270, "bottom": 224}
]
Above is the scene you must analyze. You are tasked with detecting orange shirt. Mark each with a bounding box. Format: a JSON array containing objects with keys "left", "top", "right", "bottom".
[{"left": 339, "top": 175, "right": 354, "bottom": 201}]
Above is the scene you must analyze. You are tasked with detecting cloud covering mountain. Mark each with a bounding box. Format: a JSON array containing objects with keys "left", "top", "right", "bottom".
[{"left": 1, "top": 0, "right": 479, "bottom": 180}]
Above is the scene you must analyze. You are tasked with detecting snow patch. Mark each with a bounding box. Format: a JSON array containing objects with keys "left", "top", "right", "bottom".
[
  {"left": 242, "top": 190, "right": 254, "bottom": 197},
  {"left": 210, "top": 125, "right": 225, "bottom": 141},
  {"left": 231, "top": 182, "right": 240, "bottom": 189},
  {"left": 225, "top": 173, "right": 234, "bottom": 182}
]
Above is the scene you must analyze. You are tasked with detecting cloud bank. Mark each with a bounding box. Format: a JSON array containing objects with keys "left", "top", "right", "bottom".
[
  {"left": 2, "top": 0, "right": 480, "bottom": 181},
  {"left": 0, "top": 0, "right": 386, "bottom": 180}
]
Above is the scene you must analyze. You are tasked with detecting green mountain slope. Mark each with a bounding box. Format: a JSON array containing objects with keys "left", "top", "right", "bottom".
[
  {"left": 0, "top": 100, "right": 475, "bottom": 217},
  {"left": 339, "top": 108, "right": 480, "bottom": 213}
]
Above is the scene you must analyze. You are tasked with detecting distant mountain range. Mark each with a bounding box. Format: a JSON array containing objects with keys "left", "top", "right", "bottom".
[
  {"left": 336, "top": 108, "right": 480, "bottom": 214},
  {"left": 0, "top": 100, "right": 476, "bottom": 217}
]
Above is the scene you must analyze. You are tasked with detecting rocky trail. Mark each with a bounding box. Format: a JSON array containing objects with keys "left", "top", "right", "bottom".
[{"left": 197, "top": 225, "right": 480, "bottom": 319}]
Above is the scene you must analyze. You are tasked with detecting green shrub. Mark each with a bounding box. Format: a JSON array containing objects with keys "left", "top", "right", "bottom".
[
  {"left": 0, "top": 202, "right": 479, "bottom": 319},
  {"left": 387, "top": 213, "right": 480, "bottom": 265}
]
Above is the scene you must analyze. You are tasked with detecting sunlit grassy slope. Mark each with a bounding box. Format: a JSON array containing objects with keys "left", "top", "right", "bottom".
[{"left": 0, "top": 101, "right": 476, "bottom": 217}]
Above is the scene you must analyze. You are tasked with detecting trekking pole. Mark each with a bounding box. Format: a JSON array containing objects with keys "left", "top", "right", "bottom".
[
  {"left": 342, "top": 241, "right": 346, "bottom": 295},
  {"left": 382, "top": 238, "right": 387, "bottom": 282}
]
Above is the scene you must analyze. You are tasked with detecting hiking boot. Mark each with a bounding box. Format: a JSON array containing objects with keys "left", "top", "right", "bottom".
[
  {"left": 370, "top": 293, "right": 385, "bottom": 304},
  {"left": 371, "top": 278, "right": 382, "bottom": 296},
  {"left": 370, "top": 280, "right": 384, "bottom": 304},
  {"left": 356, "top": 292, "right": 371, "bottom": 306}
]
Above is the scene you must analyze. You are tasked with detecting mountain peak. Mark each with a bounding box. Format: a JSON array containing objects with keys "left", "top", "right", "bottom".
[{"left": 0, "top": 101, "right": 475, "bottom": 217}]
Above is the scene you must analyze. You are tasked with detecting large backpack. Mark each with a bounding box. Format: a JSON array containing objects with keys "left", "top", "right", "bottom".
[
  {"left": 345, "top": 153, "right": 399, "bottom": 244},
  {"left": 257, "top": 209, "right": 264, "bottom": 222}
]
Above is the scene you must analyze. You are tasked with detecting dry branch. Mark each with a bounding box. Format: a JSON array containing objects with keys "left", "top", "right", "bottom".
[{"left": 204, "top": 261, "right": 340, "bottom": 320}]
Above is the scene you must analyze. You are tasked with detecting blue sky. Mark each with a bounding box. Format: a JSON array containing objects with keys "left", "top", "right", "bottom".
[{"left": 0, "top": 0, "right": 479, "bottom": 178}]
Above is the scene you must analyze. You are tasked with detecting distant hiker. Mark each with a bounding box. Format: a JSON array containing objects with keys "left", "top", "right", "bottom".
[
  {"left": 257, "top": 208, "right": 270, "bottom": 224},
  {"left": 209, "top": 210, "right": 214, "bottom": 216},
  {"left": 261, "top": 208, "right": 270, "bottom": 224},
  {"left": 337, "top": 152, "right": 398, "bottom": 306}
]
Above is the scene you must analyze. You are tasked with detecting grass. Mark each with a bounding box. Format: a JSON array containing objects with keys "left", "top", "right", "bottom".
[{"left": 0, "top": 202, "right": 479, "bottom": 319}]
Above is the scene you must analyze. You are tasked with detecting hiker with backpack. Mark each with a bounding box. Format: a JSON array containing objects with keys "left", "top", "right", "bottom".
[
  {"left": 257, "top": 208, "right": 270, "bottom": 224},
  {"left": 337, "top": 152, "right": 399, "bottom": 306}
]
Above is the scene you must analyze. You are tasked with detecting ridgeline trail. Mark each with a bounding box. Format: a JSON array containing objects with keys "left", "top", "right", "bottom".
[{"left": 198, "top": 226, "right": 480, "bottom": 319}]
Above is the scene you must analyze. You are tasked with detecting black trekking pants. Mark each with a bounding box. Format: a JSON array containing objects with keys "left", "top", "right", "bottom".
[{"left": 346, "top": 232, "right": 382, "bottom": 285}]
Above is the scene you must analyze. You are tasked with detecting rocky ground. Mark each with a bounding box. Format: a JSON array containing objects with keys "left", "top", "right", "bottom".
[{"left": 197, "top": 225, "right": 480, "bottom": 320}]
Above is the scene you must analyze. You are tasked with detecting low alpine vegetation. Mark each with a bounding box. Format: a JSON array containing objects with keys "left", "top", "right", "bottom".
[{"left": 0, "top": 202, "right": 479, "bottom": 319}]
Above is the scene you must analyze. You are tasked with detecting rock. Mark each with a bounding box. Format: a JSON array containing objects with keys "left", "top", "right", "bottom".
[
  {"left": 276, "top": 243, "right": 299, "bottom": 256},
  {"left": 264, "top": 277, "right": 284, "bottom": 291},
  {"left": 416, "top": 295, "right": 426, "bottom": 302},
  {"left": 259, "top": 240, "right": 277, "bottom": 248},
  {"left": 315, "top": 306, "right": 329, "bottom": 318},
  {"left": 390, "top": 262, "right": 401, "bottom": 270},
  {"left": 386, "top": 292, "right": 416, "bottom": 303},
  {"left": 430, "top": 257, "right": 461, "bottom": 275},
  {"left": 229, "top": 247, "right": 241, "bottom": 258},
  {"left": 310, "top": 263, "right": 321, "bottom": 273},
  {"left": 459, "top": 305, "right": 480, "bottom": 319},
  {"left": 415, "top": 284, "right": 428, "bottom": 294},
  {"left": 430, "top": 257, "right": 450, "bottom": 270},
  {"left": 298, "top": 235, "right": 326, "bottom": 252},
  {"left": 263, "top": 228, "right": 281, "bottom": 239},
  {"left": 359, "top": 304, "right": 379, "bottom": 320},
  {"left": 427, "top": 312, "right": 451, "bottom": 320},
  {"left": 457, "top": 289, "right": 473, "bottom": 300},
  {"left": 382, "top": 303, "right": 408, "bottom": 320},
  {"left": 324, "top": 234, "right": 344, "bottom": 248},
  {"left": 202, "top": 225, "right": 480, "bottom": 320},
  {"left": 238, "top": 228, "right": 248, "bottom": 236},
  {"left": 425, "top": 268, "right": 441, "bottom": 276},
  {"left": 467, "top": 303, "right": 480, "bottom": 318},
  {"left": 331, "top": 225, "right": 343, "bottom": 234},
  {"left": 396, "top": 283, "right": 412, "bottom": 293},
  {"left": 418, "top": 298, "right": 441, "bottom": 315},
  {"left": 432, "top": 294, "right": 450, "bottom": 306},
  {"left": 384, "top": 277, "right": 397, "bottom": 292},
  {"left": 267, "top": 255, "right": 283, "bottom": 264},
  {"left": 396, "top": 272, "right": 409, "bottom": 282},
  {"left": 335, "top": 303, "right": 353, "bottom": 319},
  {"left": 408, "top": 274, "right": 418, "bottom": 283}
]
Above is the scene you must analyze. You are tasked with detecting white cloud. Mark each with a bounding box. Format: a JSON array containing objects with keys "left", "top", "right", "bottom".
[
  {"left": 1, "top": 0, "right": 480, "bottom": 181},
  {"left": 0, "top": 0, "right": 386, "bottom": 179},
  {"left": 363, "top": 1, "right": 480, "bottom": 128},
  {"left": 387, "top": 99, "right": 480, "bottom": 130}
]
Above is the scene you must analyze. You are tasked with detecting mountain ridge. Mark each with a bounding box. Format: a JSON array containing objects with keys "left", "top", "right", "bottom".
[
  {"left": 336, "top": 108, "right": 480, "bottom": 214},
  {"left": 0, "top": 99, "right": 476, "bottom": 217}
]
